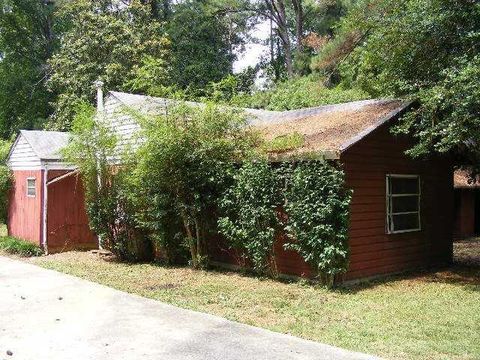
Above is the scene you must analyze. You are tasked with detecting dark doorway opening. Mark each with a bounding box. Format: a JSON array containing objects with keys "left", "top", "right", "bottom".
[{"left": 474, "top": 190, "right": 480, "bottom": 235}]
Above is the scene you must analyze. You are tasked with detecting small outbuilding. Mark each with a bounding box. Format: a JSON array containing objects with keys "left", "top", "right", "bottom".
[
  {"left": 454, "top": 169, "right": 480, "bottom": 239},
  {"left": 101, "top": 91, "right": 455, "bottom": 281},
  {"left": 7, "top": 130, "right": 97, "bottom": 253}
]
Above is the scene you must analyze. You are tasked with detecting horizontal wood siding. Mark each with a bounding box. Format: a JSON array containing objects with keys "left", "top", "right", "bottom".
[
  {"left": 205, "top": 121, "right": 454, "bottom": 282},
  {"left": 7, "top": 135, "right": 41, "bottom": 170},
  {"left": 47, "top": 172, "right": 98, "bottom": 253},
  {"left": 7, "top": 170, "right": 43, "bottom": 245},
  {"left": 341, "top": 123, "right": 453, "bottom": 280}
]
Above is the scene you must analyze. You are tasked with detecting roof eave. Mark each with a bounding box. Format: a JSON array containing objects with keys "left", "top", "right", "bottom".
[
  {"left": 268, "top": 149, "right": 340, "bottom": 162},
  {"left": 6, "top": 132, "right": 23, "bottom": 164},
  {"left": 338, "top": 100, "right": 416, "bottom": 154}
]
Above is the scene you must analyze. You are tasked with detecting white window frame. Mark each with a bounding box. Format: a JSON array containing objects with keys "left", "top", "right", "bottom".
[
  {"left": 26, "top": 177, "right": 36, "bottom": 198},
  {"left": 386, "top": 174, "right": 421, "bottom": 234}
]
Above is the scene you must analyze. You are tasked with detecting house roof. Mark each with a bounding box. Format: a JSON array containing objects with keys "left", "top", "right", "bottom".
[
  {"left": 454, "top": 169, "right": 480, "bottom": 189},
  {"left": 106, "top": 91, "right": 412, "bottom": 160},
  {"left": 19, "top": 130, "right": 70, "bottom": 160},
  {"left": 256, "top": 99, "right": 409, "bottom": 159}
]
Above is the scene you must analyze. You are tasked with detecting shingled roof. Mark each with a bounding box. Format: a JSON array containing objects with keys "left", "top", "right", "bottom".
[
  {"left": 103, "top": 91, "right": 412, "bottom": 160},
  {"left": 19, "top": 130, "right": 70, "bottom": 160}
]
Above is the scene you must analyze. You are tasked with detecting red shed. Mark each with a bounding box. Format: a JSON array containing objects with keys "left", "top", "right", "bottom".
[
  {"left": 7, "top": 130, "right": 98, "bottom": 253},
  {"left": 100, "top": 91, "right": 454, "bottom": 281},
  {"left": 453, "top": 169, "right": 480, "bottom": 239}
]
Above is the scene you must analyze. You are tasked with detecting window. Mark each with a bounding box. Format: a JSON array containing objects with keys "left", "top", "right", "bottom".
[
  {"left": 26, "top": 178, "right": 36, "bottom": 197},
  {"left": 386, "top": 175, "right": 420, "bottom": 234}
]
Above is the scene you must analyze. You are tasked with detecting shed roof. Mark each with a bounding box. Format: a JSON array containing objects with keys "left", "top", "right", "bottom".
[
  {"left": 454, "top": 169, "right": 480, "bottom": 189},
  {"left": 19, "top": 130, "right": 70, "bottom": 160},
  {"left": 106, "top": 91, "right": 412, "bottom": 159}
]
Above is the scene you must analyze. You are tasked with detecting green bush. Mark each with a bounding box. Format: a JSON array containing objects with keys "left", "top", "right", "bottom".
[
  {"left": 218, "top": 160, "right": 282, "bottom": 275},
  {"left": 219, "top": 159, "right": 353, "bottom": 284},
  {"left": 0, "top": 139, "right": 13, "bottom": 224},
  {"left": 231, "top": 75, "right": 369, "bottom": 110},
  {"left": 0, "top": 236, "right": 43, "bottom": 257},
  {"left": 128, "top": 102, "right": 257, "bottom": 268},
  {"left": 63, "top": 103, "right": 152, "bottom": 262},
  {"left": 0, "top": 165, "right": 12, "bottom": 223},
  {"left": 283, "top": 161, "right": 352, "bottom": 286}
]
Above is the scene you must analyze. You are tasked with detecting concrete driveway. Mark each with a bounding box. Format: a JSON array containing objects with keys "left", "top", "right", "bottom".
[{"left": 0, "top": 256, "right": 377, "bottom": 360}]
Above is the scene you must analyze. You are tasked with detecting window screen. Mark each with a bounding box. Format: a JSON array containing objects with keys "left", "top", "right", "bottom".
[
  {"left": 386, "top": 175, "right": 420, "bottom": 233},
  {"left": 26, "top": 178, "right": 36, "bottom": 197}
]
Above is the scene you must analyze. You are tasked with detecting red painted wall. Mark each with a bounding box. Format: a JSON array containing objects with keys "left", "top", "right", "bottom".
[
  {"left": 341, "top": 123, "right": 453, "bottom": 280},
  {"left": 208, "top": 121, "right": 454, "bottom": 281},
  {"left": 454, "top": 189, "right": 475, "bottom": 239},
  {"left": 46, "top": 171, "right": 98, "bottom": 253},
  {"left": 8, "top": 170, "right": 44, "bottom": 246}
]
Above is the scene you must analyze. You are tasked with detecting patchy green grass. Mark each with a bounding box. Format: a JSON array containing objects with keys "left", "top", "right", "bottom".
[
  {"left": 0, "top": 236, "right": 43, "bottom": 257},
  {"left": 0, "top": 232, "right": 43, "bottom": 257},
  {"left": 22, "top": 241, "right": 480, "bottom": 360},
  {"left": 263, "top": 132, "right": 305, "bottom": 153}
]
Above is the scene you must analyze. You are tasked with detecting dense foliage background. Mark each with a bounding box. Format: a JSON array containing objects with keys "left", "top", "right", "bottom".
[{"left": 0, "top": 0, "right": 477, "bottom": 165}]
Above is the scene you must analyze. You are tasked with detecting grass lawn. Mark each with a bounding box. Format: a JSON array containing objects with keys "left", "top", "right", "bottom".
[{"left": 1, "top": 239, "right": 479, "bottom": 360}]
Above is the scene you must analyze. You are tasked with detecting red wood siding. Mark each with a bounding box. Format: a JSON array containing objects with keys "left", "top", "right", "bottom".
[
  {"left": 454, "top": 189, "right": 475, "bottom": 239},
  {"left": 46, "top": 172, "right": 98, "bottom": 253},
  {"left": 341, "top": 123, "right": 454, "bottom": 280},
  {"left": 7, "top": 170, "right": 43, "bottom": 246},
  {"left": 209, "top": 121, "right": 454, "bottom": 281}
]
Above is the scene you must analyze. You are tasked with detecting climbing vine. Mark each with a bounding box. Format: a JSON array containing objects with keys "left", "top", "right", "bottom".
[
  {"left": 283, "top": 161, "right": 352, "bottom": 285},
  {"left": 218, "top": 159, "right": 282, "bottom": 275},
  {"left": 218, "top": 159, "right": 352, "bottom": 284}
]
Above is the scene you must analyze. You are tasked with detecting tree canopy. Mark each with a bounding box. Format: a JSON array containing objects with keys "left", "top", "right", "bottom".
[{"left": 0, "top": 0, "right": 478, "bottom": 166}]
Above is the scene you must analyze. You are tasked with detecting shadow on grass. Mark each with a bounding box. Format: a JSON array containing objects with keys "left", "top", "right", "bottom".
[
  {"left": 89, "top": 237, "right": 480, "bottom": 294},
  {"left": 336, "top": 238, "right": 480, "bottom": 294}
]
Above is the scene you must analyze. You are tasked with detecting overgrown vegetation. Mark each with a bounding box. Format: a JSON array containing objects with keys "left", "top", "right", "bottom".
[
  {"left": 313, "top": 0, "right": 480, "bottom": 167},
  {"left": 218, "top": 159, "right": 352, "bottom": 283},
  {"left": 0, "top": 236, "right": 43, "bottom": 257},
  {"left": 65, "top": 104, "right": 352, "bottom": 282},
  {"left": 283, "top": 161, "right": 352, "bottom": 285},
  {"left": 127, "top": 103, "right": 256, "bottom": 268},
  {"left": 231, "top": 75, "right": 369, "bottom": 110},
  {"left": 218, "top": 159, "right": 282, "bottom": 275},
  {"left": 0, "top": 139, "right": 12, "bottom": 223},
  {"left": 62, "top": 104, "right": 152, "bottom": 261},
  {"left": 263, "top": 132, "right": 305, "bottom": 153}
]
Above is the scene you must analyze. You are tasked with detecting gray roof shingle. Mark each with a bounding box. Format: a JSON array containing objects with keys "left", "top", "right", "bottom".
[
  {"left": 20, "top": 130, "right": 70, "bottom": 160},
  {"left": 106, "top": 91, "right": 411, "bottom": 159}
]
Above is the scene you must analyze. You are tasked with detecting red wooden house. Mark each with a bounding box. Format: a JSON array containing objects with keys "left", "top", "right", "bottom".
[
  {"left": 6, "top": 130, "right": 97, "bottom": 253},
  {"left": 102, "top": 91, "right": 454, "bottom": 281}
]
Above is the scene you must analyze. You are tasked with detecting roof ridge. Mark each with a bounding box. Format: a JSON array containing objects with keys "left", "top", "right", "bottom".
[{"left": 107, "top": 90, "right": 403, "bottom": 116}]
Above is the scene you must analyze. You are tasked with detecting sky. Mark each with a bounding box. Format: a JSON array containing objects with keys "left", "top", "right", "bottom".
[{"left": 233, "top": 20, "right": 270, "bottom": 73}]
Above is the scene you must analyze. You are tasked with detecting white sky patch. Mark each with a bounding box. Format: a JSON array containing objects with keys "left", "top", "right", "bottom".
[{"left": 233, "top": 20, "right": 271, "bottom": 73}]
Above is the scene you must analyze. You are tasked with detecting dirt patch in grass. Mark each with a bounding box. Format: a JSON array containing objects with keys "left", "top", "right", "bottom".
[{"left": 22, "top": 249, "right": 480, "bottom": 360}]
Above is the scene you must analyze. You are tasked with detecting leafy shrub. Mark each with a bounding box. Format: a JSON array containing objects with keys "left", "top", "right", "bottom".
[
  {"left": 0, "top": 139, "right": 12, "bottom": 223},
  {"left": 128, "top": 102, "right": 257, "bottom": 268},
  {"left": 218, "top": 160, "right": 281, "bottom": 275},
  {"left": 0, "top": 236, "right": 43, "bottom": 257},
  {"left": 283, "top": 161, "right": 352, "bottom": 286},
  {"left": 0, "top": 166, "right": 12, "bottom": 223},
  {"left": 63, "top": 103, "right": 152, "bottom": 262},
  {"left": 231, "top": 75, "right": 369, "bottom": 110}
]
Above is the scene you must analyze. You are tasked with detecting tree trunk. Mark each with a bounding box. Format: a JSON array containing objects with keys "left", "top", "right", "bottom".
[
  {"left": 265, "top": 0, "right": 294, "bottom": 78},
  {"left": 292, "top": 0, "right": 303, "bottom": 54},
  {"left": 194, "top": 217, "right": 202, "bottom": 268},
  {"left": 181, "top": 211, "right": 198, "bottom": 267}
]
